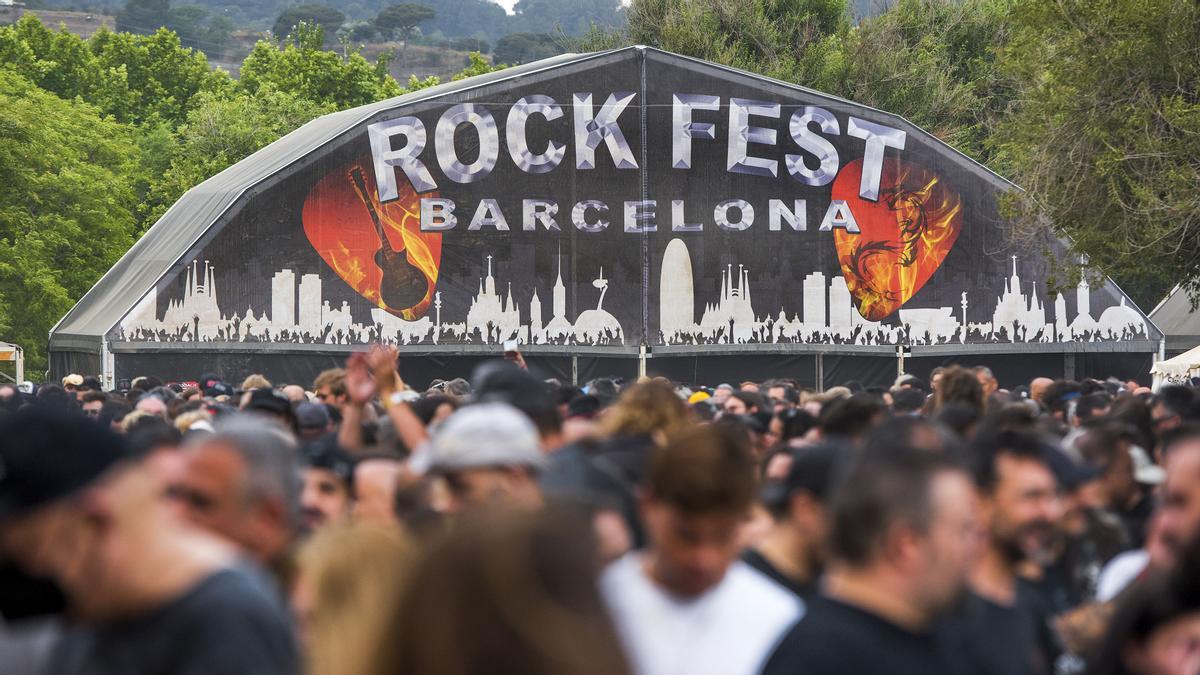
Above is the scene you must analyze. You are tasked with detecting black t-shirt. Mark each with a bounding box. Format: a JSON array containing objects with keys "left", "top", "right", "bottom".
[
  {"left": 50, "top": 566, "right": 298, "bottom": 675},
  {"left": 1120, "top": 493, "right": 1155, "bottom": 549},
  {"left": 938, "top": 583, "right": 1061, "bottom": 675},
  {"left": 741, "top": 549, "right": 818, "bottom": 601},
  {"left": 761, "top": 595, "right": 956, "bottom": 675}
]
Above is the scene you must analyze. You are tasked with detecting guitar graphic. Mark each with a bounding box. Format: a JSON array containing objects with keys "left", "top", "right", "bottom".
[{"left": 348, "top": 167, "right": 430, "bottom": 310}]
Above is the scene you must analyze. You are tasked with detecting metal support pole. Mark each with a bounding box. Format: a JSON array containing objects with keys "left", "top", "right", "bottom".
[
  {"left": 638, "top": 344, "right": 647, "bottom": 380},
  {"left": 101, "top": 338, "right": 114, "bottom": 391},
  {"left": 897, "top": 345, "right": 906, "bottom": 380},
  {"left": 815, "top": 353, "right": 824, "bottom": 392},
  {"left": 571, "top": 355, "right": 579, "bottom": 387}
]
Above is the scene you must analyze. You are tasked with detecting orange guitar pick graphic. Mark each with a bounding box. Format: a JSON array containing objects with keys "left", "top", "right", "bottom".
[
  {"left": 302, "top": 161, "right": 442, "bottom": 320},
  {"left": 832, "top": 158, "right": 963, "bottom": 321}
]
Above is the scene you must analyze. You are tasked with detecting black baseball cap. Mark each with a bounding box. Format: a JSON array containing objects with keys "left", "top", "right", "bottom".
[
  {"left": 302, "top": 434, "right": 355, "bottom": 487},
  {"left": 1044, "top": 445, "right": 1104, "bottom": 492},
  {"left": 245, "top": 388, "right": 293, "bottom": 417},
  {"left": 760, "top": 443, "right": 842, "bottom": 508},
  {"left": 0, "top": 406, "right": 129, "bottom": 522}
]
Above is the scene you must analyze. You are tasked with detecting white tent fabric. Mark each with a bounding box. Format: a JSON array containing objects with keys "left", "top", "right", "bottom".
[{"left": 1151, "top": 343, "right": 1200, "bottom": 387}]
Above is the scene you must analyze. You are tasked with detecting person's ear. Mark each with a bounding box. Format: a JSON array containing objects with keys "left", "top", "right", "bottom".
[{"left": 885, "top": 525, "right": 923, "bottom": 572}]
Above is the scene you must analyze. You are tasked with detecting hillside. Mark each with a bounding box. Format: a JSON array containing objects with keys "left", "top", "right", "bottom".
[
  {"left": 0, "top": 10, "right": 479, "bottom": 83},
  {"left": 0, "top": 7, "right": 114, "bottom": 37}
]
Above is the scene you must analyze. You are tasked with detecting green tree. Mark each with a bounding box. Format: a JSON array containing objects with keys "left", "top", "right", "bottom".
[
  {"left": 511, "top": 0, "right": 622, "bottom": 37},
  {"left": 375, "top": 3, "right": 436, "bottom": 40},
  {"left": 117, "top": 0, "right": 171, "bottom": 34},
  {"left": 89, "top": 26, "right": 226, "bottom": 125},
  {"left": 273, "top": 4, "right": 346, "bottom": 40},
  {"left": 814, "top": 0, "right": 1012, "bottom": 162},
  {"left": 0, "top": 14, "right": 125, "bottom": 110},
  {"left": 239, "top": 23, "right": 402, "bottom": 108},
  {"left": 165, "top": 4, "right": 233, "bottom": 54},
  {"left": 0, "top": 68, "right": 142, "bottom": 372},
  {"left": 450, "top": 37, "right": 489, "bottom": 53},
  {"left": 142, "top": 86, "right": 329, "bottom": 226},
  {"left": 493, "top": 32, "right": 562, "bottom": 65},
  {"left": 451, "top": 50, "right": 502, "bottom": 80},
  {"left": 204, "top": 15, "right": 236, "bottom": 51},
  {"left": 991, "top": 0, "right": 1200, "bottom": 307},
  {"left": 584, "top": 0, "right": 848, "bottom": 84},
  {"left": 414, "top": 0, "right": 507, "bottom": 43},
  {"left": 0, "top": 16, "right": 224, "bottom": 127},
  {"left": 376, "top": 2, "right": 435, "bottom": 69},
  {"left": 342, "top": 20, "right": 380, "bottom": 43}
]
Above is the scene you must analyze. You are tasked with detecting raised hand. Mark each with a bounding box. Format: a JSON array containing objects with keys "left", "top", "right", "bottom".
[{"left": 344, "top": 352, "right": 376, "bottom": 405}]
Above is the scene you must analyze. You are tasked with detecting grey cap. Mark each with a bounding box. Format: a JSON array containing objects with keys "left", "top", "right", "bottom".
[
  {"left": 428, "top": 403, "right": 544, "bottom": 472},
  {"left": 295, "top": 402, "right": 331, "bottom": 430}
]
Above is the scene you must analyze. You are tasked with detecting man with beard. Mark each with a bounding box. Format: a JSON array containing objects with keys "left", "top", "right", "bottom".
[
  {"left": 299, "top": 437, "right": 354, "bottom": 531},
  {"left": 743, "top": 443, "right": 840, "bottom": 600},
  {"left": 0, "top": 407, "right": 297, "bottom": 674},
  {"left": 1156, "top": 424, "right": 1200, "bottom": 568},
  {"left": 762, "top": 443, "right": 980, "bottom": 675},
  {"left": 171, "top": 418, "right": 301, "bottom": 583},
  {"left": 942, "top": 430, "right": 1064, "bottom": 675}
]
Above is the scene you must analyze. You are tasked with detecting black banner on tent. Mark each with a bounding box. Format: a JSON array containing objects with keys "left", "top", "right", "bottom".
[{"left": 110, "top": 49, "right": 1153, "bottom": 358}]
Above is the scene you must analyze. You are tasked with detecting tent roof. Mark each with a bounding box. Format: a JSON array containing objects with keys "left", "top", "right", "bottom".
[
  {"left": 1151, "top": 285, "right": 1200, "bottom": 351},
  {"left": 49, "top": 45, "right": 1147, "bottom": 352},
  {"left": 1152, "top": 342, "right": 1200, "bottom": 377},
  {"left": 50, "top": 49, "right": 592, "bottom": 351}
]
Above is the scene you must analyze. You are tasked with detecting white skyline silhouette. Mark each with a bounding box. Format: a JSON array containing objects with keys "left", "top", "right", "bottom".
[
  {"left": 657, "top": 238, "right": 1149, "bottom": 346},
  {"left": 118, "top": 242, "right": 1148, "bottom": 347},
  {"left": 119, "top": 253, "right": 626, "bottom": 347}
]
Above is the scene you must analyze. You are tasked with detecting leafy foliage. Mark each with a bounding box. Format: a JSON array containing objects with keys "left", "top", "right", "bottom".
[
  {"left": 452, "top": 50, "right": 504, "bottom": 80},
  {"left": 166, "top": 4, "right": 236, "bottom": 54},
  {"left": 990, "top": 0, "right": 1200, "bottom": 307},
  {"left": 117, "top": 0, "right": 170, "bottom": 34},
  {"left": 509, "top": 0, "right": 624, "bottom": 37},
  {"left": 140, "top": 86, "right": 329, "bottom": 225},
  {"left": 0, "top": 68, "right": 142, "bottom": 372},
  {"left": 239, "top": 23, "right": 402, "bottom": 108},
  {"left": 272, "top": 4, "right": 346, "bottom": 40},
  {"left": 413, "top": 0, "right": 508, "bottom": 42},
  {"left": 0, "top": 13, "right": 503, "bottom": 370},
  {"left": 586, "top": 0, "right": 849, "bottom": 84},
  {"left": 0, "top": 15, "right": 225, "bottom": 126},
  {"left": 493, "top": 32, "right": 563, "bottom": 65},
  {"left": 812, "top": 0, "right": 1013, "bottom": 163},
  {"left": 375, "top": 3, "right": 436, "bottom": 40}
]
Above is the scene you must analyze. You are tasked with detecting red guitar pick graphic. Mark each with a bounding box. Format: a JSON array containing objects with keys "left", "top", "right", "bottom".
[
  {"left": 302, "top": 160, "right": 442, "bottom": 320},
  {"left": 832, "top": 158, "right": 963, "bottom": 321}
]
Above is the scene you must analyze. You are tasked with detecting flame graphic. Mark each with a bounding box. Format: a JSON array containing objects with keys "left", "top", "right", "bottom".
[
  {"left": 833, "top": 159, "right": 963, "bottom": 320},
  {"left": 302, "top": 161, "right": 442, "bottom": 320}
]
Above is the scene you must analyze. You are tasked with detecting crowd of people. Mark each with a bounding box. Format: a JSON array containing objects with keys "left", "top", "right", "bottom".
[{"left": 2, "top": 349, "right": 1200, "bottom": 675}]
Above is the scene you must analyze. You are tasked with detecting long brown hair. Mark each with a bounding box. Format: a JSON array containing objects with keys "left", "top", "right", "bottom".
[
  {"left": 934, "top": 365, "right": 985, "bottom": 414},
  {"left": 382, "top": 507, "right": 631, "bottom": 675},
  {"left": 295, "top": 523, "right": 415, "bottom": 675},
  {"left": 598, "top": 380, "right": 691, "bottom": 442}
]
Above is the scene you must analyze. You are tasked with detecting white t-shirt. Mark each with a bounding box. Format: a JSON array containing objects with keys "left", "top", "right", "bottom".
[
  {"left": 601, "top": 553, "right": 803, "bottom": 675},
  {"left": 1096, "top": 548, "right": 1150, "bottom": 602}
]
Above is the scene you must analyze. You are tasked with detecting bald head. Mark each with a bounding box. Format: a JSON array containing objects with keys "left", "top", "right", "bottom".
[
  {"left": 281, "top": 384, "right": 308, "bottom": 404},
  {"left": 353, "top": 458, "right": 405, "bottom": 525},
  {"left": 1029, "top": 378, "right": 1054, "bottom": 406}
]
